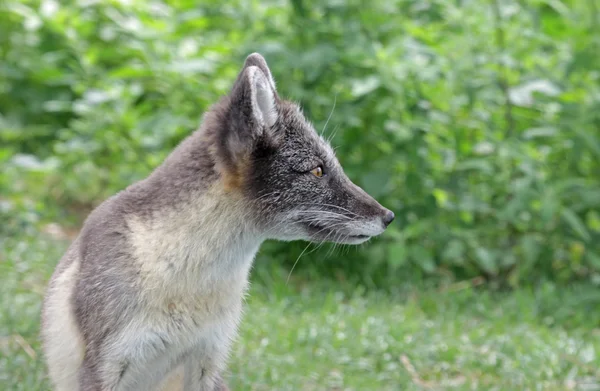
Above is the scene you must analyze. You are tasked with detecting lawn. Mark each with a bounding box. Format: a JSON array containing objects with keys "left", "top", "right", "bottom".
[{"left": 1, "top": 229, "right": 599, "bottom": 390}]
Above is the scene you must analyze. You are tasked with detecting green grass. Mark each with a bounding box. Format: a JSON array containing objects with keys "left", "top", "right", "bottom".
[{"left": 1, "top": 230, "right": 600, "bottom": 390}]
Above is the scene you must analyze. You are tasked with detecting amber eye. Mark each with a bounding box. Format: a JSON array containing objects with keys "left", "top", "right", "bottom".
[{"left": 310, "top": 166, "right": 324, "bottom": 178}]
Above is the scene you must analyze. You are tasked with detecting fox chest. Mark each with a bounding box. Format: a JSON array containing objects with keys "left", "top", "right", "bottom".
[
  {"left": 115, "top": 295, "right": 244, "bottom": 390},
  {"left": 139, "top": 273, "right": 248, "bottom": 355}
]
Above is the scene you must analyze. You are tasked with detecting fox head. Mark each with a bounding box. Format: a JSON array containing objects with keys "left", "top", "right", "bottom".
[{"left": 205, "top": 53, "right": 394, "bottom": 244}]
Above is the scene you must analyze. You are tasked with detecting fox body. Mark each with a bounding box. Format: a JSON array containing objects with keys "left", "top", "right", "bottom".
[{"left": 41, "top": 54, "right": 394, "bottom": 390}]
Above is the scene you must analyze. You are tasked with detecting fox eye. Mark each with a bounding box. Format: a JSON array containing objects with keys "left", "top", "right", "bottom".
[{"left": 310, "top": 166, "right": 324, "bottom": 178}]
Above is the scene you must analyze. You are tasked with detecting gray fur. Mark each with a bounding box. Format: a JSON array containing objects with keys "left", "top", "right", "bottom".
[{"left": 41, "top": 53, "right": 393, "bottom": 391}]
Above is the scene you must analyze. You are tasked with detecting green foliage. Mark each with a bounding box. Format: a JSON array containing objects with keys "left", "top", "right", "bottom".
[{"left": 2, "top": 0, "right": 600, "bottom": 286}]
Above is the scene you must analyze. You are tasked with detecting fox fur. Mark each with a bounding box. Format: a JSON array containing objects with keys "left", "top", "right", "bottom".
[{"left": 41, "top": 53, "right": 394, "bottom": 391}]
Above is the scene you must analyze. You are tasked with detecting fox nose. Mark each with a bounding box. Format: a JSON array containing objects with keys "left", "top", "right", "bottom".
[{"left": 382, "top": 210, "right": 395, "bottom": 227}]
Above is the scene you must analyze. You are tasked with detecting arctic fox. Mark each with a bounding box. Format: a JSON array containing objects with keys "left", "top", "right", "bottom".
[{"left": 41, "top": 53, "right": 394, "bottom": 391}]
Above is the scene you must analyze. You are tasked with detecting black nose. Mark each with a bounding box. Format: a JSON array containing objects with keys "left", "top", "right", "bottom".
[{"left": 383, "top": 210, "right": 395, "bottom": 227}]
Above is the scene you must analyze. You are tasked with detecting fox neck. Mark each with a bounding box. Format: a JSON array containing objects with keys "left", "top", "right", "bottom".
[{"left": 127, "top": 180, "right": 263, "bottom": 301}]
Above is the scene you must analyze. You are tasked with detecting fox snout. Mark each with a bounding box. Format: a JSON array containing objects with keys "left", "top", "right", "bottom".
[
  {"left": 301, "top": 178, "right": 395, "bottom": 245},
  {"left": 383, "top": 209, "right": 395, "bottom": 227},
  {"left": 344, "top": 179, "right": 394, "bottom": 228}
]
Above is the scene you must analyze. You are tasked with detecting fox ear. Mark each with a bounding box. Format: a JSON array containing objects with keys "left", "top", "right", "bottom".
[
  {"left": 243, "top": 52, "right": 277, "bottom": 92},
  {"left": 230, "top": 53, "right": 278, "bottom": 131},
  {"left": 228, "top": 54, "right": 279, "bottom": 138},
  {"left": 221, "top": 56, "right": 279, "bottom": 175},
  {"left": 246, "top": 65, "right": 278, "bottom": 129}
]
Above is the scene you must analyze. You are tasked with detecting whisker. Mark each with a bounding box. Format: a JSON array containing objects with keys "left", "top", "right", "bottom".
[
  {"left": 296, "top": 203, "right": 361, "bottom": 218},
  {"left": 294, "top": 210, "right": 353, "bottom": 221},
  {"left": 321, "top": 94, "right": 337, "bottom": 136},
  {"left": 286, "top": 242, "right": 312, "bottom": 284},
  {"left": 327, "top": 124, "right": 341, "bottom": 144}
]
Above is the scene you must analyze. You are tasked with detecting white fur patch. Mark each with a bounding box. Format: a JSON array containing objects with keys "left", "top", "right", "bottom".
[
  {"left": 42, "top": 257, "right": 85, "bottom": 391},
  {"left": 118, "top": 185, "right": 261, "bottom": 389}
]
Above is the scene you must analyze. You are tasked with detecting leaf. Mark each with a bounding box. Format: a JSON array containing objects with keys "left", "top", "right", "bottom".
[
  {"left": 586, "top": 252, "right": 600, "bottom": 270},
  {"left": 454, "top": 159, "right": 493, "bottom": 173},
  {"left": 522, "top": 127, "right": 558, "bottom": 139},
  {"left": 474, "top": 247, "right": 498, "bottom": 275},
  {"left": 586, "top": 210, "right": 600, "bottom": 233},
  {"left": 350, "top": 76, "right": 381, "bottom": 98},
  {"left": 573, "top": 127, "right": 600, "bottom": 160},
  {"left": 473, "top": 141, "right": 494, "bottom": 155},
  {"left": 442, "top": 239, "right": 466, "bottom": 265},
  {"left": 520, "top": 234, "right": 541, "bottom": 264},
  {"left": 539, "top": 191, "right": 559, "bottom": 226},
  {"left": 561, "top": 209, "right": 591, "bottom": 241},
  {"left": 432, "top": 188, "right": 449, "bottom": 208},
  {"left": 168, "top": 59, "right": 215, "bottom": 74},
  {"left": 508, "top": 79, "right": 560, "bottom": 107}
]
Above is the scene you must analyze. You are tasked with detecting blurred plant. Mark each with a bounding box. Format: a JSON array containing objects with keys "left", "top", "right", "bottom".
[{"left": 1, "top": 0, "right": 599, "bottom": 287}]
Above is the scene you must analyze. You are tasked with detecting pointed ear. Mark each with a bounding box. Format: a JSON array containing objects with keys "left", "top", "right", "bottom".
[
  {"left": 230, "top": 53, "right": 279, "bottom": 130},
  {"left": 247, "top": 66, "right": 278, "bottom": 129},
  {"left": 243, "top": 53, "right": 277, "bottom": 92},
  {"left": 222, "top": 64, "right": 279, "bottom": 174},
  {"left": 229, "top": 62, "right": 279, "bottom": 135},
  {"left": 214, "top": 55, "right": 279, "bottom": 189}
]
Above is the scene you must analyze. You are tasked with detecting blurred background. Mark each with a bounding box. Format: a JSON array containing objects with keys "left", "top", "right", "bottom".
[{"left": 1, "top": 0, "right": 599, "bottom": 390}]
